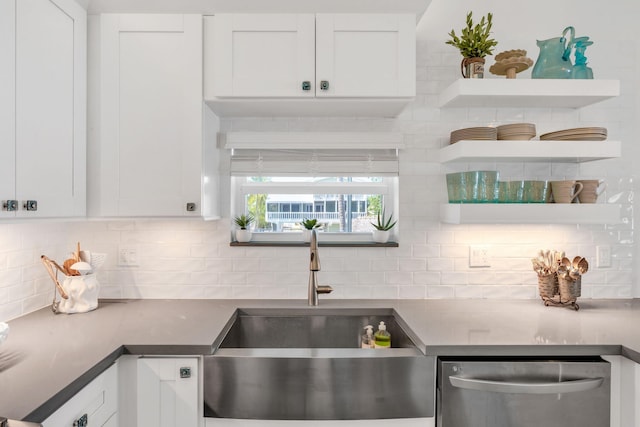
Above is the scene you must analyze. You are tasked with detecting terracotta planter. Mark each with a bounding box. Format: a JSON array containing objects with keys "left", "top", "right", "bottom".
[{"left": 235, "top": 229, "right": 252, "bottom": 243}]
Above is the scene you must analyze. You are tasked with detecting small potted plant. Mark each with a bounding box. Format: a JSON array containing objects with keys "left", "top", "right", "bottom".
[
  {"left": 446, "top": 11, "right": 498, "bottom": 78},
  {"left": 233, "top": 213, "right": 255, "bottom": 243},
  {"left": 371, "top": 209, "right": 397, "bottom": 243},
  {"left": 300, "top": 218, "right": 321, "bottom": 242}
]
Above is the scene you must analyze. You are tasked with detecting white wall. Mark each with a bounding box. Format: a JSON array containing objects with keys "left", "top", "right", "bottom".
[{"left": 0, "top": 0, "right": 638, "bottom": 322}]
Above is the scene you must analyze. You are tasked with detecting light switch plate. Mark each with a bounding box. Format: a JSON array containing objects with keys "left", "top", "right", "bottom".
[
  {"left": 596, "top": 245, "right": 611, "bottom": 268},
  {"left": 469, "top": 245, "right": 491, "bottom": 267}
]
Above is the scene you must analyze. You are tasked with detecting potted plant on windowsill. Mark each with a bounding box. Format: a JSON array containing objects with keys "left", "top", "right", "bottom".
[
  {"left": 300, "top": 218, "right": 321, "bottom": 242},
  {"left": 371, "top": 209, "right": 397, "bottom": 244},
  {"left": 233, "top": 214, "right": 255, "bottom": 243},
  {"left": 446, "top": 11, "right": 498, "bottom": 79}
]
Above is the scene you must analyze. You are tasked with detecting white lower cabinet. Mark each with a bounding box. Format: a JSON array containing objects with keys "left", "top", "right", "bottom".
[
  {"left": 118, "top": 355, "right": 200, "bottom": 427},
  {"left": 602, "top": 355, "right": 640, "bottom": 427},
  {"left": 42, "top": 362, "right": 118, "bottom": 427}
]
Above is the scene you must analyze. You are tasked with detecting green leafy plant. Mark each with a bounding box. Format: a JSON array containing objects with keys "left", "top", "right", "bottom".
[
  {"left": 300, "top": 218, "right": 321, "bottom": 230},
  {"left": 233, "top": 214, "right": 255, "bottom": 230},
  {"left": 371, "top": 209, "right": 397, "bottom": 231},
  {"left": 446, "top": 11, "right": 498, "bottom": 58}
]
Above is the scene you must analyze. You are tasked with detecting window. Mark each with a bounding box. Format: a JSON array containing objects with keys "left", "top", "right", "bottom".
[
  {"left": 233, "top": 176, "right": 397, "bottom": 241},
  {"left": 225, "top": 132, "right": 402, "bottom": 244}
]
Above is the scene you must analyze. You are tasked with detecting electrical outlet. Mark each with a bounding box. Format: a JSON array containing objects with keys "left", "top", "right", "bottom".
[
  {"left": 596, "top": 245, "right": 611, "bottom": 268},
  {"left": 469, "top": 245, "right": 491, "bottom": 268},
  {"left": 118, "top": 246, "right": 139, "bottom": 266}
]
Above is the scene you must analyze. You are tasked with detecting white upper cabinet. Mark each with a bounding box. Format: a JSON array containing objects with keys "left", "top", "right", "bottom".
[
  {"left": 204, "top": 13, "right": 416, "bottom": 117},
  {"left": 0, "top": 0, "right": 86, "bottom": 218},
  {"left": 89, "top": 14, "right": 218, "bottom": 218},
  {"left": 208, "top": 14, "right": 316, "bottom": 98},
  {"left": 315, "top": 14, "right": 415, "bottom": 98}
]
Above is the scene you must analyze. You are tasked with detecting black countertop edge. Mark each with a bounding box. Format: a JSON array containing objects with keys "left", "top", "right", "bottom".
[
  {"left": 122, "top": 344, "right": 214, "bottom": 356},
  {"left": 23, "top": 346, "right": 125, "bottom": 424}
]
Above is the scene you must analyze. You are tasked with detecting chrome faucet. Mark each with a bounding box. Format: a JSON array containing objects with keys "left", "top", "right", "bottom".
[{"left": 308, "top": 229, "right": 333, "bottom": 306}]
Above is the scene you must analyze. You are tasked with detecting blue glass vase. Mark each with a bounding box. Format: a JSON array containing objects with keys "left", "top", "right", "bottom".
[{"left": 532, "top": 26, "right": 574, "bottom": 79}]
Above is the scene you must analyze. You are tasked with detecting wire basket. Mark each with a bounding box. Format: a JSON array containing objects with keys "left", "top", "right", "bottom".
[
  {"left": 537, "top": 273, "right": 581, "bottom": 311},
  {"left": 537, "top": 274, "right": 558, "bottom": 299},
  {"left": 558, "top": 275, "right": 581, "bottom": 302}
]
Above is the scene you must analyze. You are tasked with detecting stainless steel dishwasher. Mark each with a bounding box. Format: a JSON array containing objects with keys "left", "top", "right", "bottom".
[{"left": 437, "top": 357, "right": 610, "bottom": 427}]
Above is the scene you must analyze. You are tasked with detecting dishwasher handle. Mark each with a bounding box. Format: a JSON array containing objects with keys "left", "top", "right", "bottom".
[{"left": 449, "top": 375, "right": 604, "bottom": 395}]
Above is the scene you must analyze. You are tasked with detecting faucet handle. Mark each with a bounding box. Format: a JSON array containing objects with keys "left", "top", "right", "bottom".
[{"left": 316, "top": 285, "right": 333, "bottom": 294}]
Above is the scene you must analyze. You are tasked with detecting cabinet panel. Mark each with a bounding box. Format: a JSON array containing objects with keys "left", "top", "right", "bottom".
[
  {"left": 0, "top": 0, "right": 16, "bottom": 218},
  {"left": 1, "top": 0, "right": 85, "bottom": 218},
  {"left": 42, "top": 363, "right": 118, "bottom": 427},
  {"left": 137, "top": 357, "right": 198, "bottom": 427},
  {"left": 315, "top": 14, "right": 415, "bottom": 97},
  {"left": 206, "top": 14, "right": 315, "bottom": 98},
  {"left": 93, "top": 14, "right": 203, "bottom": 217},
  {"left": 203, "top": 13, "right": 416, "bottom": 116}
]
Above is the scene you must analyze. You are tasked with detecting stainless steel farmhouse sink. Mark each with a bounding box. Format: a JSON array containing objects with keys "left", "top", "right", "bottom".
[{"left": 203, "top": 308, "right": 435, "bottom": 420}]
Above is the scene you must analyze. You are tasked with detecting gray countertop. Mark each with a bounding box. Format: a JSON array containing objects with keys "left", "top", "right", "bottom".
[{"left": 1, "top": 298, "right": 640, "bottom": 422}]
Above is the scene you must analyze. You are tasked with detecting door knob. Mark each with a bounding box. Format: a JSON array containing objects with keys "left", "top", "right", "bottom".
[{"left": 2, "top": 200, "right": 17, "bottom": 211}]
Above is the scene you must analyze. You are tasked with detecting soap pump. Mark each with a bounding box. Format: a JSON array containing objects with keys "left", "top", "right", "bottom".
[
  {"left": 362, "top": 325, "right": 374, "bottom": 348},
  {"left": 374, "top": 321, "right": 391, "bottom": 349}
]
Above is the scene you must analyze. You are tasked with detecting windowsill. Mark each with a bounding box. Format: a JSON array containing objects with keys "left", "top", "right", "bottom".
[{"left": 229, "top": 241, "right": 399, "bottom": 247}]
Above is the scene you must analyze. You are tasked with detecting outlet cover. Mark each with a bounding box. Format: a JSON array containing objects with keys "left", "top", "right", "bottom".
[
  {"left": 118, "top": 246, "right": 139, "bottom": 266},
  {"left": 596, "top": 245, "right": 611, "bottom": 268},
  {"left": 469, "top": 245, "right": 491, "bottom": 268}
]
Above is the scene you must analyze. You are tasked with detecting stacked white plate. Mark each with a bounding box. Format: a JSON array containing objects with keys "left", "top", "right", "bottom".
[
  {"left": 539, "top": 127, "right": 607, "bottom": 141},
  {"left": 496, "top": 123, "right": 536, "bottom": 140},
  {"left": 450, "top": 127, "right": 497, "bottom": 144}
]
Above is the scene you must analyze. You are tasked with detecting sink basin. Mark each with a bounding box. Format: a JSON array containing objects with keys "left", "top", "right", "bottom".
[{"left": 203, "top": 308, "right": 434, "bottom": 420}]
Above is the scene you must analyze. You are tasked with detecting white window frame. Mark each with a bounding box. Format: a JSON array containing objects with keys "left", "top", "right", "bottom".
[
  {"left": 224, "top": 132, "right": 403, "bottom": 245},
  {"left": 231, "top": 176, "right": 399, "bottom": 243}
]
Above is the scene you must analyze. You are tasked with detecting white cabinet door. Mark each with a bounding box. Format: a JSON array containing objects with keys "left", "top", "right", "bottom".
[
  {"left": 0, "top": 0, "right": 85, "bottom": 218},
  {"left": 205, "top": 13, "right": 415, "bottom": 100},
  {"left": 42, "top": 362, "right": 118, "bottom": 427},
  {"left": 137, "top": 357, "right": 199, "bottom": 427},
  {"left": 205, "top": 14, "right": 316, "bottom": 98},
  {"left": 315, "top": 14, "right": 415, "bottom": 98},
  {"left": 0, "top": 0, "right": 16, "bottom": 219},
  {"left": 602, "top": 355, "right": 640, "bottom": 427},
  {"left": 91, "top": 14, "right": 203, "bottom": 217}
]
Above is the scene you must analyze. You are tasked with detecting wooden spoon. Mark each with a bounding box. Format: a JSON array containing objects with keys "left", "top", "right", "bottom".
[
  {"left": 578, "top": 258, "right": 589, "bottom": 274},
  {"left": 74, "top": 242, "right": 81, "bottom": 262},
  {"left": 63, "top": 258, "right": 79, "bottom": 276}
]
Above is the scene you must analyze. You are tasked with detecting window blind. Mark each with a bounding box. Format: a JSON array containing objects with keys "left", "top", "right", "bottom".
[{"left": 229, "top": 148, "right": 399, "bottom": 176}]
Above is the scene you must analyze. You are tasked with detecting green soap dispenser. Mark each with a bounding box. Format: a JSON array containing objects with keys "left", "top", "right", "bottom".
[
  {"left": 374, "top": 321, "right": 391, "bottom": 349},
  {"left": 361, "top": 325, "right": 374, "bottom": 348}
]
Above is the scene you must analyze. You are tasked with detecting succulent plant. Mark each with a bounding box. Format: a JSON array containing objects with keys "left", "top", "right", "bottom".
[
  {"left": 233, "top": 214, "right": 255, "bottom": 230},
  {"left": 300, "top": 218, "right": 321, "bottom": 230},
  {"left": 446, "top": 11, "right": 498, "bottom": 58},
  {"left": 371, "top": 209, "right": 397, "bottom": 231}
]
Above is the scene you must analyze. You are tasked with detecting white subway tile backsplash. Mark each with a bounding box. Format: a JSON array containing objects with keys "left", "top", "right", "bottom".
[{"left": 0, "top": 38, "right": 637, "bottom": 322}]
